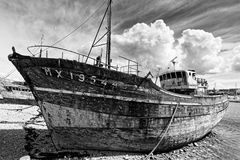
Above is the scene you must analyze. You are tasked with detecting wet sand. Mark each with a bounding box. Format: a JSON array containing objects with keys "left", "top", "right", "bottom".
[{"left": 0, "top": 103, "right": 239, "bottom": 160}]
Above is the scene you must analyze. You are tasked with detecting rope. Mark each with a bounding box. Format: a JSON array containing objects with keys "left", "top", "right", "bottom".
[
  {"left": 144, "top": 102, "right": 179, "bottom": 160},
  {"left": 32, "top": 0, "right": 108, "bottom": 56},
  {"left": 2, "top": 69, "right": 16, "bottom": 79},
  {"left": 0, "top": 105, "right": 35, "bottom": 111},
  {"left": 23, "top": 110, "right": 45, "bottom": 127}
]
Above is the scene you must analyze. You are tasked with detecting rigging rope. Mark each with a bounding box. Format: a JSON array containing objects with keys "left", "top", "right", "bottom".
[
  {"left": 2, "top": 69, "right": 16, "bottom": 79},
  {"left": 144, "top": 102, "right": 179, "bottom": 160},
  {"left": 33, "top": 0, "right": 108, "bottom": 56},
  {"left": 8, "top": 1, "right": 108, "bottom": 77},
  {"left": 0, "top": 105, "right": 35, "bottom": 111}
]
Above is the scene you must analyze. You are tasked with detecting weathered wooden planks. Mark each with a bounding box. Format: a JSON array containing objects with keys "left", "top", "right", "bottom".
[{"left": 39, "top": 101, "right": 226, "bottom": 152}]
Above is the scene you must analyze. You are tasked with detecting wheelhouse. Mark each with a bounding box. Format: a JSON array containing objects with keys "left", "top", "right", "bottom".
[{"left": 159, "top": 70, "right": 208, "bottom": 95}]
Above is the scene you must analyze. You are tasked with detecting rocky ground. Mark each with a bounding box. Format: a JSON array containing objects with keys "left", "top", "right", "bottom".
[
  {"left": 0, "top": 129, "right": 27, "bottom": 160},
  {"left": 0, "top": 104, "right": 44, "bottom": 160},
  {"left": 26, "top": 130, "right": 232, "bottom": 160},
  {"left": 0, "top": 103, "right": 238, "bottom": 160}
]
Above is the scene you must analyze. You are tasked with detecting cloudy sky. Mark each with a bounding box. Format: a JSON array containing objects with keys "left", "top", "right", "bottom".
[{"left": 1, "top": 0, "right": 240, "bottom": 89}]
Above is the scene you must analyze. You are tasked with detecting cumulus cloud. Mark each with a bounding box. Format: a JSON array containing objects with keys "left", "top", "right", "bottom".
[
  {"left": 0, "top": 1, "right": 226, "bottom": 77},
  {"left": 178, "top": 29, "right": 223, "bottom": 74},
  {"left": 112, "top": 19, "right": 223, "bottom": 76},
  {"left": 112, "top": 20, "right": 178, "bottom": 76}
]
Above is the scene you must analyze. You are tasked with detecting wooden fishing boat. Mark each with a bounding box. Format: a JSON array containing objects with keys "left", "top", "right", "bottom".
[
  {"left": 0, "top": 79, "right": 35, "bottom": 104},
  {"left": 8, "top": 0, "right": 228, "bottom": 153}
]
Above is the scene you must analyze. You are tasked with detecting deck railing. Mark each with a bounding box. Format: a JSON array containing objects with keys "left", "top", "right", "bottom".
[
  {"left": 118, "top": 56, "right": 140, "bottom": 76},
  {"left": 27, "top": 45, "right": 139, "bottom": 75},
  {"left": 28, "top": 45, "right": 97, "bottom": 65}
]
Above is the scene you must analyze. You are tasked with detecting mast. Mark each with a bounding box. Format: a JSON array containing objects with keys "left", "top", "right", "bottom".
[
  {"left": 170, "top": 56, "right": 177, "bottom": 71},
  {"left": 85, "top": 0, "right": 112, "bottom": 66},
  {"left": 106, "top": 0, "right": 112, "bottom": 69}
]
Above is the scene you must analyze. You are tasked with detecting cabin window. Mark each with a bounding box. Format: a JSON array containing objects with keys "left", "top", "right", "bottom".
[
  {"left": 176, "top": 72, "right": 182, "bottom": 78},
  {"left": 167, "top": 73, "right": 171, "bottom": 79},
  {"left": 171, "top": 72, "right": 176, "bottom": 78},
  {"left": 163, "top": 74, "right": 166, "bottom": 80},
  {"left": 160, "top": 76, "right": 163, "bottom": 81},
  {"left": 182, "top": 72, "right": 187, "bottom": 84},
  {"left": 6, "top": 87, "right": 11, "bottom": 91}
]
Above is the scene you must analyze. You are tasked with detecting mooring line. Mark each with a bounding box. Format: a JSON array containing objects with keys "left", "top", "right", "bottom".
[
  {"left": 0, "top": 105, "right": 35, "bottom": 111},
  {"left": 144, "top": 102, "right": 179, "bottom": 160}
]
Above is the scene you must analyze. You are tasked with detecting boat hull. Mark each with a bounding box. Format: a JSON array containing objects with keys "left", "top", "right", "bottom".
[
  {"left": 9, "top": 53, "right": 229, "bottom": 152},
  {"left": 40, "top": 100, "right": 227, "bottom": 152}
]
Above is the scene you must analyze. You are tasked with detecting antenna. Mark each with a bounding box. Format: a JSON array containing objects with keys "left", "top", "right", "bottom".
[
  {"left": 155, "top": 67, "right": 161, "bottom": 84},
  {"left": 157, "top": 67, "right": 161, "bottom": 76},
  {"left": 170, "top": 56, "right": 177, "bottom": 71},
  {"left": 40, "top": 34, "right": 44, "bottom": 57},
  {"left": 100, "top": 48, "right": 103, "bottom": 58},
  {"left": 106, "top": 0, "right": 112, "bottom": 69},
  {"left": 41, "top": 34, "right": 44, "bottom": 45}
]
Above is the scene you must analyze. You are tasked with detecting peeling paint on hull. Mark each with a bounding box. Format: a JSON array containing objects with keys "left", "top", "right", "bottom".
[{"left": 8, "top": 53, "right": 229, "bottom": 152}]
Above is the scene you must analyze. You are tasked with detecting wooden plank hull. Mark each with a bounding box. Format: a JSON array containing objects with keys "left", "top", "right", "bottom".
[
  {"left": 8, "top": 53, "right": 229, "bottom": 152},
  {"left": 40, "top": 100, "right": 227, "bottom": 152}
]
